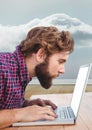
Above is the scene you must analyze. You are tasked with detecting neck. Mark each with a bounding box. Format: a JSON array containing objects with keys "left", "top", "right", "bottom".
[{"left": 24, "top": 55, "right": 37, "bottom": 78}]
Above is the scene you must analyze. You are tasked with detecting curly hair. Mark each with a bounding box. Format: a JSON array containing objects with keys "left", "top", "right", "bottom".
[{"left": 19, "top": 26, "right": 74, "bottom": 57}]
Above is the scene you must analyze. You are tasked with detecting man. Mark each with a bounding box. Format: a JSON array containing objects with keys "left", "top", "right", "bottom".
[{"left": 0, "top": 26, "right": 74, "bottom": 128}]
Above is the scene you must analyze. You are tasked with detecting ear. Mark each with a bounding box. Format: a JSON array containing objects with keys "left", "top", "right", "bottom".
[{"left": 35, "top": 48, "right": 46, "bottom": 62}]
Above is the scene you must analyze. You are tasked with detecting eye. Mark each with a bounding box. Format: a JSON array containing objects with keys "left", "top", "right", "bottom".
[
  {"left": 58, "top": 60, "right": 63, "bottom": 64},
  {"left": 58, "top": 60, "right": 66, "bottom": 64}
]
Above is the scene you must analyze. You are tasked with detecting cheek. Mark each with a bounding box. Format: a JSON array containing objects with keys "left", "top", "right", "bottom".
[{"left": 48, "top": 63, "right": 58, "bottom": 74}]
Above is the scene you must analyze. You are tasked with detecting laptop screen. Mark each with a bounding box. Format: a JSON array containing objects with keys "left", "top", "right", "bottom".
[{"left": 71, "top": 64, "right": 91, "bottom": 118}]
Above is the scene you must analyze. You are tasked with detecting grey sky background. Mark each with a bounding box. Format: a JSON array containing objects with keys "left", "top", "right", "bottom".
[
  {"left": 0, "top": 0, "right": 92, "bottom": 25},
  {"left": 0, "top": 0, "right": 92, "bottom": 80}
]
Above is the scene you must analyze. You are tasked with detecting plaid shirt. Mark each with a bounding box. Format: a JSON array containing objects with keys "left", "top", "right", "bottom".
[{"left": 0, "top": 46, "right": 31, "bottom": 109}]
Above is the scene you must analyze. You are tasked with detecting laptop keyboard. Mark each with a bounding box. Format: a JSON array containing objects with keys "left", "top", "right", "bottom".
[{"left": 55, "top": 106, "right": 74, "bottom": 119}]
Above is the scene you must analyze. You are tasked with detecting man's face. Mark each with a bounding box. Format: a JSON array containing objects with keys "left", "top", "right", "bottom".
[{"left": 35, "top": 51, "right": 69, "bottom": 89}]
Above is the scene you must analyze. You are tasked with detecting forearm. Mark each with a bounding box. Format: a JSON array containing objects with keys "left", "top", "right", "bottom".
[{"left": 0, "top": 109, "right": 20, "bottom": 129}]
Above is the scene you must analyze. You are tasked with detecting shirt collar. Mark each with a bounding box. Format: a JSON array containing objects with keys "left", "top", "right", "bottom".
[{"left": 14, "top": 46, "right": 31, "bottom": 85}]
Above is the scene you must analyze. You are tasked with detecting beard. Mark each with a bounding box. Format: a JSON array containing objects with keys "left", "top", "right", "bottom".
[{"left": 35, "top": 62, "right": 53, "bottom": 89}]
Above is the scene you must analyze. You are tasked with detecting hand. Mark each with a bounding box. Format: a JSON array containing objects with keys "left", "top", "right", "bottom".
[
  {"left": 0, "top": 105, "right": 57, "bottom": 129},
  {"left": 18, "top": 105, "right": 58, "bottom": 122},
  {"left": 23, "top": 99, "right": 57, "bottom": 110}
]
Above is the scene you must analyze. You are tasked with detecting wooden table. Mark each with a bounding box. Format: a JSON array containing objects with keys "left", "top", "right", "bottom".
[{"left": 3, "top": 92, "right": 92, "bottom": 130}]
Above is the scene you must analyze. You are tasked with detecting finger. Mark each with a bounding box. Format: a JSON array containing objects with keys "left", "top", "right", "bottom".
[
  {"left": 42, "top": 114, "right": 56, "bottom": 120},
  {"left": 42, "top": 106, "right": 57, "bottom": 118},
  {"left": 36, "top": 98, "right": 46, "bottom": 106},
  {"left": 28, "top": 99, "right": 46, "bottom": 106},
  {"left": 43, "top": 100, "right": 57, "bottom": 110}
]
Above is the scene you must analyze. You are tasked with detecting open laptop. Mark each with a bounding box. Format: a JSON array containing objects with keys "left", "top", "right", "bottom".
[{"left": 13, "top": 63, "right": 92, "bottom": 126}]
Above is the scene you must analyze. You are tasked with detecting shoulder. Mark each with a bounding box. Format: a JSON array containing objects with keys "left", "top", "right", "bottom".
[{"left": 0, "top": 52, "right": 17, "bottom": 72}]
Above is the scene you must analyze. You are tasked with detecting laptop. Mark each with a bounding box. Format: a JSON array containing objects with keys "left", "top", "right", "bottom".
[{"left": 13, "top": 63, "right": 92, "bottom": 126}]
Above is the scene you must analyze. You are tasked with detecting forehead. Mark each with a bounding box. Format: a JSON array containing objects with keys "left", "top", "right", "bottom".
[{"left": 50, "top": 51, "right": 69, "bottom": 59}]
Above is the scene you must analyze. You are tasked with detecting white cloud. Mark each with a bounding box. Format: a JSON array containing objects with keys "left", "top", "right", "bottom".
[
  {"left": 38, "top": 13, "right": 92, "bottom": 48},
  {"left": 0, "top": 19, "right": 41, "bottom": 52},
  {"left": 0, "top": 13, "right": 92, "bottom": 52}
]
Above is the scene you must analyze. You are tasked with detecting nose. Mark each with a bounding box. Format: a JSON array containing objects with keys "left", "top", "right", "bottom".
[{"left": 59, "top": 66, "right": 65, "bottom": 74}]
